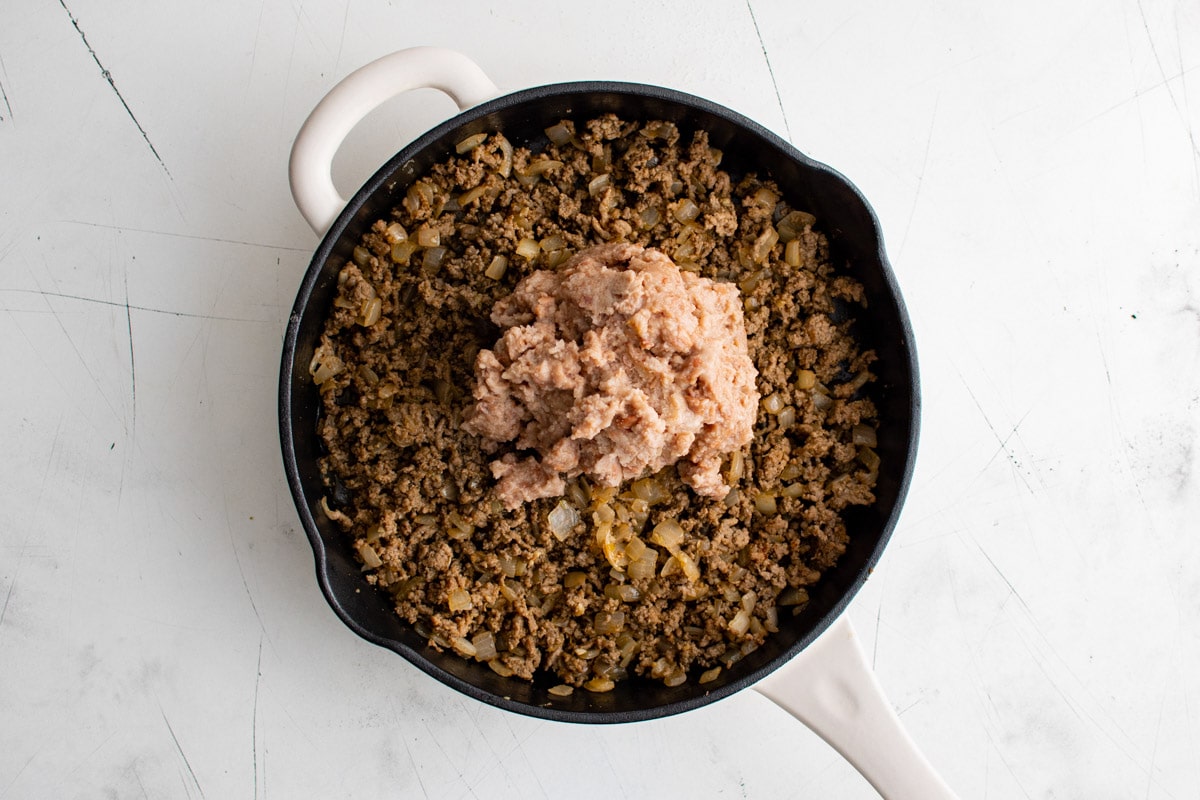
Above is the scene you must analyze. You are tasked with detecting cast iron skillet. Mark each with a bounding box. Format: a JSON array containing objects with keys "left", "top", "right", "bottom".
[{"left": 282, "top": 48, "right": 944, "bottom": 797}]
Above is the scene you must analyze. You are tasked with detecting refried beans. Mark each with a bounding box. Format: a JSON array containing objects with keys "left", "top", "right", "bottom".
[
  {"left": 309, "top": 115, "right": 880, "bottom": 693},
  {"left": 463, "top": 242, "right": 759, "bottom": 509}
]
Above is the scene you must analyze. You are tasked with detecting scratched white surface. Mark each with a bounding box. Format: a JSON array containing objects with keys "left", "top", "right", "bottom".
[{"left": 1, "top": 0, "right": 1198, "bottom": 797}]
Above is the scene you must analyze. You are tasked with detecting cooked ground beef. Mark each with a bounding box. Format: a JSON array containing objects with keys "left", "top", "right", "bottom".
[{"left": 309, "top": 116, "right": 879, "bottom": 691}]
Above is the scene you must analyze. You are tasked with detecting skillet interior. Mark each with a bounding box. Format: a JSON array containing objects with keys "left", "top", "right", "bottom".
[{"left": 280, "top": 83, "right": 919, "bottom": 723}]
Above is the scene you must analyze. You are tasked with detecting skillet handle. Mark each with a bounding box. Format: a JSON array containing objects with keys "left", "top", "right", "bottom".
[
  {"left": 289, "top": 47, "right": 499, "bottom": 236},
  {"left": 753, "top": 617, "right": 958, "bottom": 800}
]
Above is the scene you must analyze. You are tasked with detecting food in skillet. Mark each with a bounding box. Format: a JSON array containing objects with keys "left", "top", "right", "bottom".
[{"left": 309, "top": 115, "right": 880, "bottom": 693}]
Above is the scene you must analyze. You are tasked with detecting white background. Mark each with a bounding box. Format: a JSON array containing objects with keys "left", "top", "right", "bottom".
[{"left": 2, "top": 1, "right": 1198, "bottom": 797}]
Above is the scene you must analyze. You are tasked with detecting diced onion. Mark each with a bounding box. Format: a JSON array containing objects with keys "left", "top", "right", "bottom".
[
  {"left": 699, "top": 666, "right": 722, "bottom": 684},
  {"left": 777, "top": 406, "right": 796, "bottom": 428},
  {"left": 852, "top": 424, "right": 878, "bottom": 447},
  {"left": 548, "top": 684, "right": 574, "bottom": 697},
  {"left": 545, "top": 122, "right": 572, "bottom": 145},
  {"left": 584, "top": 677, "right": 615, "bottom": 693},
  {"left": 564, "top": 571, "right": 587, "bottom": 589},
  {"left": 726, "top": 451, "right": 745, "bottom": 484},
  {"left": 796, "top": 369, "right": 816, "bottom": 390},
  {"left": 352, "top": 246, "right": 371, "bottom": 267},
  {"left": 448, "top": 588, "right": 473, "bottom": 612},
  {"left": 484, "top": 255, "right": 508, "bottom": 280},
  {"left": 785, "top": 239, "right": 803, "bottom": 267},
  {"left": 356, "top": 542, "right": 382, "bottom": 569},
  {"left": 741, "top": 591, "right": 758, "bottom": 614},
  {"left": 515, "top": 238, "right": 540, "bottom": 260},
  {"left": 778, "top": 586, "right": 810, "bottom": 606},
  {"left": 604, "top": 584, "right": 641, "bottom": 602},
  {"left": 384, "top": 222, "right": 408, "bottom": 243},
  {"left": 451, "top": 636, "right": 477, "bottom": 658},
  {"left": 588, "top": 174, "right": 611, "bottom": 197},
  {"left": 752, "top": 225, "right": 779, "bottom": 263},
  {"left": 673, "top": 198, "right": 700, "bottom": 223},
  {"left": 471, "top": 631, "right": 497, "bottom": 661},
  {"left": 781, "top": 483, "right": 804, "bottom": 499},
  {"left": 729, "top": 608, "right": 751, "bottom": 636},
  {"left": 540, "top": 234, "right": 567, "bottom": 252},
  {"left": 676, "top": 551, "right": 701, "bottom": 582},
  {"left": 763, "top": 392, "right": 785, "bottom": 415},
  {"left": 488, "top": 660, "right": 514, "bottom": 677},
  {"left": 496, "top": 134, "right": 513, "bottom": 178},
  {"left": 422, "top": 246, "right": 447, "bottom": 274},
  {"left": 458, "top": 184, "right": 489, "bottom": 207},
  {"left": 416, "top": 225, "right": 440, "bottom": 247},
  {"left": 595, "top": 610, "right": 625, "bottom": 634},
  {"left": 631, "top": 477, "right": 669, "bottom": 504},
  {"left": 859, "top": 447, "right": 881, "bottom": 472},
  {"left": 455, "top": 132, "right": 488, "bottom": 153},
  {"left": 663, "top": 670, "right": 687, "bottom": 688},
  {"left": 777, "top": 210, "right": 816, "bottom": 241},
  {"left": 754, "top": 493, "right": 777, "bottom": 515},
  {"left": 391, "top": 240, "right": 420, "bottom": 265},
  {"left": 753, "top": 186, "right": 779, "bottom": 208},
  {"left": 548, "top": 499, "right": 580, "bottom": 541},
  {"left": 358, "top": 297, "right": 382, "bottom": 327},
  {"left": 638, "top": 207, "right": 662, "bottom": 228},
  {"left": 650, "top": 519, "right": 684, "bottom": 554}
]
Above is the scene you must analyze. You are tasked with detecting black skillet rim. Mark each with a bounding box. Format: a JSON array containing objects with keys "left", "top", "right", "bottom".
[{"left": 280, "top": 79, "right": 920, "bottom": 724}]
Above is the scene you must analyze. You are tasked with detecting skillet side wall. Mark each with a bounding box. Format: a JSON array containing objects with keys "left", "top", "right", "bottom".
[{"left": 280, "top": 83, "right": 919, "bottom": 722}]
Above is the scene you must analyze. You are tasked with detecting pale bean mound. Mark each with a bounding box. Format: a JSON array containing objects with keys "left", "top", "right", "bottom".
[{"left": 464, "top": 242, "right": 759, "bottom": 509}]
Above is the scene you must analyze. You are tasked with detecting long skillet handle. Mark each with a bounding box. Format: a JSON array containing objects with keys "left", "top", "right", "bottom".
[
  {"left": 754, "top": 616, "right": 959, "bottom": 799},
  {"left": 288, "top": 47, "right": 499, "bottom": 236}
]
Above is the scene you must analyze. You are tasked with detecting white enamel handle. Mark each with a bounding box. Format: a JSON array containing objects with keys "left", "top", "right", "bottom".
[
  {"left": 289, "top": 47, "right": 500, "bottom": 236},
  {"left": 754, "top": 617, "right": 958, "bottom": 800}
]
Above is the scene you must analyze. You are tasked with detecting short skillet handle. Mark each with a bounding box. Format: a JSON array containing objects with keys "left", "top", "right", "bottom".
[
  {"left": 753, "top": 617, "right": 959, "bottom": 800},
  {"left": 289, "top": 47, "right": 499, "bottom": 236}
]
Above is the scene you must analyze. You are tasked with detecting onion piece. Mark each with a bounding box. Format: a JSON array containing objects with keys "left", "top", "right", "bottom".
[
  {"left": 422, "top": 246, "right": 447, "bottom": 274},
  {"left": 545, "top": 122, "right": 572, "bottom": 145},
  {"left": 852, "top": 424, "right": 878, "bottom": 447},
  {"left": 638, "top": 206, "right": 662, "bottom": 228},
  {"left": 515, "top": 237, "right": 539, "bottom": 260},
  {"left": 584, "top": 677, "right": 615, "bottom": 693},
  {"left": 496, "top": 134, "right": 513, "bottom": 177},
  {"left": 588, "top": 173, "right": 611, "bottom": 197},
  {"left": 416, "top": 225, "right": 440, "bottom": 247},
  {"left": 785, "top": 239, "right": 803, "bottom": 267},
  {"left": 471, "top": 631, "right": 498, "bottom": 661},
  {"left": 673, "top": 198, "right": 700, "bottom": 223},
  {"left": 484, "top": 255, "right": 508, "bottom": 280},
  {"left": 650, "top": 519, "right": 684, "bottom": 555},
  {"left": 391, "top": 239, "right": 419, "bottom": 265},
  {"left": 728, "top": 608, "right": 751, "bottom": 636},
  {"left": 355, "top": 541, "right": 383, "bottom": 569},
  {"left": 595, "top": 610, "right": 625, "bottom": 634},
  {"left": 455, "top": 132, "right": 488, "bottom": 153},
  {"left": 358, "top": 297, "right": 381, "bottom": 327},
  {"left": 458, "top": 184, "right": 489, "bottom": 207},
  {"left": 488, "top": 660, "right": 514, "bottom": 677},
  {"left": 795, "top": 369, "right": 816, "bottom": 390},
  {"left": 384, "top": 222, "right": 408, "bottom": 243},
  {"left": 752, "top": 225, "right": 779, "bottom": 263},
  {"left": 448, "top": 588, "right": 473, "bottom": 612},
  {"left": 548, "top": 684, "right": 574, "bottom": 697},
  {"left": 547, "top": 499, "right": 580, "bottom": 541}
]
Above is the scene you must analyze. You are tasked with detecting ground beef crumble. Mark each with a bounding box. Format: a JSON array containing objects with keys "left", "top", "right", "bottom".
[{"left": 309, "top": 116, "right": 880, "bottom": 692}]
